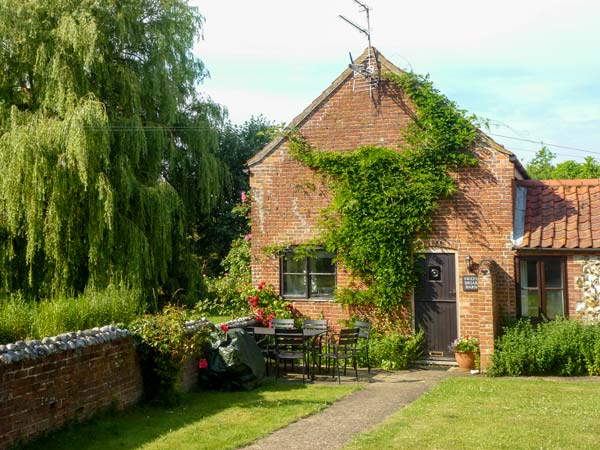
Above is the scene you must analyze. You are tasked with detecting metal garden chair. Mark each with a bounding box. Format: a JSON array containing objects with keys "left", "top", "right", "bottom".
[
  {"left": 323, "top": 328, "right": 360, "bottom": 383},
  {"left": 303, "top": 319, "right": 329, "bottom": 374},
  {"left": 354, "top": 320, "right": 371, "bottom": 373},
  {"left": 273, "top": 328, "right": 308, "bottom": 381}
]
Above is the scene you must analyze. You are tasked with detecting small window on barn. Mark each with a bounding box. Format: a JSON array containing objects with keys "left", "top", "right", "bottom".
[
  {"left": 281, "top": 248, "right": 336, "bottom": 299},
  {"left": 517, "top": 257, "right": 567, "bottom": 320}
]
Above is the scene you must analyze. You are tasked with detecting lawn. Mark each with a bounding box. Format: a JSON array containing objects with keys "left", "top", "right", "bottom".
[
  {"left": 205, "top": 314, "right": 233, "bottom": 324},
  {"left": 344, "top": 377, "right": 600, "bottom": 450},
  {"left": 23, "top": 380, "right": 361, "bottom": 450}
]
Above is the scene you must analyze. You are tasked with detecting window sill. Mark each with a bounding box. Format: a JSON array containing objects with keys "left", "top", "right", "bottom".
[{"left": 285, "top": 297, "right": 336, "bottom": 303}]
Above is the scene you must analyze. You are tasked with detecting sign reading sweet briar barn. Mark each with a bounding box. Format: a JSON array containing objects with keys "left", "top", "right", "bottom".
[{"left": 462, "top": 275, "right": 478, "bottom": 291}]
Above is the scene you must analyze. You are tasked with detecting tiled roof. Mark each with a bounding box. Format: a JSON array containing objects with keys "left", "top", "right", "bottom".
[{"left": 516, "top": 179, "right": 600, "bottom": 249}]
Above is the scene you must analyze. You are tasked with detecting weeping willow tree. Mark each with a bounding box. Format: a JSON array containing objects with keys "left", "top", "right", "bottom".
[{"left": 0, "top": 0, "right": 227, "bottom": 298}]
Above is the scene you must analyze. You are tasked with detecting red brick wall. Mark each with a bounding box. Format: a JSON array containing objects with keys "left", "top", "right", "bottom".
[
  {"left": 567, "top": 254, "right": 592, "bottom": 317},
  {"left": 0, "top": 337, "right": 143, "bottom": 449},
  {"left": 249, "top": 70, "right": 519, "bottom": 369}
]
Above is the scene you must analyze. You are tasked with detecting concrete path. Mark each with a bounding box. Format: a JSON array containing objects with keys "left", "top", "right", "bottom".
[{"left": 241, "top": 368, "right": 457, "bottom": 450}]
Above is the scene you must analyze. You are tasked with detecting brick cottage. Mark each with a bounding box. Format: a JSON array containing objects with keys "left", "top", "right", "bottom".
[{"left": 246, "top": 47, "right": 600, "bottom": 369}]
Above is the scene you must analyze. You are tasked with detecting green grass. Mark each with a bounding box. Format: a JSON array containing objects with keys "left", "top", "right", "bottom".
[
  {"left": 0, "top": 286, "right": 144, "bottom": 344},
  {"left": 23, "top": 380, "right": 361, "bottom": 450},
  {"left": 344, "top": 377, "right": 600, "bottom": 450},
  {"left": 204, "top": 314, "right": 233, "bottom": 324}
]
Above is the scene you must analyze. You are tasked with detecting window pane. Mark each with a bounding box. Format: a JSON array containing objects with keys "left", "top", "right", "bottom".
[
  {"left": 310, "top": 275, "right": 335, "bottom": 296},
  {"left": 520, "top": 260, "right": 537, "bottom": 288},
  {"left": 546, "top": 290, "right": 565, "bottom": 319},
  {"left": 283, "top": 254, "right": 305, "bottom": 274},
  {"left": 309, "top": 251, "right": 335, "bottom": 274},
  {"left": 283, "top": 274, "right": 306, "bottom": 296},
  {"left": 521, "top": 289, "right": 539, "bottom": 317},
  {"left": 428, "top": 266, "right": 442, "bottom": 282},
  {"left": 544, "top": 261, "right": 563, "bottom": 288}
]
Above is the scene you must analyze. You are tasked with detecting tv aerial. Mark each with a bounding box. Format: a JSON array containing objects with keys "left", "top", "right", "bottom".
[{"left": 339, "top": 0, "right": 379, "bottom": 98}]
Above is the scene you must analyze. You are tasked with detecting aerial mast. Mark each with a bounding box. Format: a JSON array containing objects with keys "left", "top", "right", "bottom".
[{"left": 338, "top": 0, "right": 379, "bottom": 98}]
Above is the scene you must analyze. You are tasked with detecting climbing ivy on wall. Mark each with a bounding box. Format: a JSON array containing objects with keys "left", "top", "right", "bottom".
[{"left": 289, "top": 72, "right": 480, "bottom": 311}]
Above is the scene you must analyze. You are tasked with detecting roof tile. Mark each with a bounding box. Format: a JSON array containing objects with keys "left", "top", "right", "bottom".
[{"left": 517, "top": 179, "right": 600, "bottom": 249}]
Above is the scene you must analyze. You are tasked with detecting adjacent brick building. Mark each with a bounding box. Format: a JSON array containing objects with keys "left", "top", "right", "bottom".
[{"left": 247, "top": 47, "right": 599, "bottom": 369}]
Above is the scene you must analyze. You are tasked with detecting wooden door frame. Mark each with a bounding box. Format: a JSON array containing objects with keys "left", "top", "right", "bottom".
[{"left": 411, "top": 248, "right": 460, "bottom": 345}]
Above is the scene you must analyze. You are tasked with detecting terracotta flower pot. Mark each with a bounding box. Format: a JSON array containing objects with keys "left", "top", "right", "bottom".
[{"left": 454, "top": 351, "right": 476, "bottom": 370}]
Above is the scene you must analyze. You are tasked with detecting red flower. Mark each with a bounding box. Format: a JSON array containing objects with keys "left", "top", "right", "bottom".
[
  {"left": 198, "top": 358, "right": 208, "bottom": 369},
  {"left": 257, "top": 281, "right": 266, "bottom": 291},
  {"left": 244, "top": 233, "right": 252, "bottom": 241},
  {"left": 284, "top": 303, "right": 294, "bottom": 312},
  {"left": 248, "top": 295, "right": 259, "bottom": 308},
  {"left": 267, "top": 314, "right": 275, "bottom": 328},
  {"left": 220, "top": 324, "right": 229, "bottom": 333}
]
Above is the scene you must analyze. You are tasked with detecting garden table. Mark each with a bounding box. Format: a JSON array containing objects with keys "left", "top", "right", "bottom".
[
  {"left": 252, "top": 327, "right": 327, "bottom": 379},
  {"left": 252, "top": 327, "right": 325, "bottom": 337}
]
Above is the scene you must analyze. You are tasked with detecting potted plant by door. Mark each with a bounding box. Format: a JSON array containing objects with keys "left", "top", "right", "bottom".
[{"left": 449, "top": 336, "right": 479, "bottom": 370}]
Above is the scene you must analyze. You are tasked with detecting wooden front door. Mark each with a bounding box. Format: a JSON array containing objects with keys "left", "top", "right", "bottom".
[{"left": 414, "top": 253, "right": 457, "bottom": 357}]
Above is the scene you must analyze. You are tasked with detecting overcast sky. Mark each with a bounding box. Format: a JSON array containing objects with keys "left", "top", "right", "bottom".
[{"left": 192, "top": 0, "right": 600, "bottom": 165}]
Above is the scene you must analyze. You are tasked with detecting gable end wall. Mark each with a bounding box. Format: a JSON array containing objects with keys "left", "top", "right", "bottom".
[{"left": 249, "top": 73, "right": 517, "bottom": 367}]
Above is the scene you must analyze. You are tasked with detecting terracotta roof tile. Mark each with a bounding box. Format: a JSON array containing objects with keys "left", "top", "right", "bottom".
[{"left": 517, "top": 179, "right": 600, "bottom": 249}]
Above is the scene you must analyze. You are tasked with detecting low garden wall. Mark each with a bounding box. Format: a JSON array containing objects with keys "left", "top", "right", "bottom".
[
  {"left": 0, "top": 316, "right": 255, "bottom": 449},
  {"left": 0, "top": 327, "right": 143, "bottom": 449}
]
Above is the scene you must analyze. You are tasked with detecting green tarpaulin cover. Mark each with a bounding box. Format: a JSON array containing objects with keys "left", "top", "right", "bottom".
[{"left": 202, "top": 328, "right": 265, "bottom": 390}]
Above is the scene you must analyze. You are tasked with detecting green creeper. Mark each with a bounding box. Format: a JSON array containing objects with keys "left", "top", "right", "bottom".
[{"left": 289, "top": 72, "right": 480, "bottom": 313}]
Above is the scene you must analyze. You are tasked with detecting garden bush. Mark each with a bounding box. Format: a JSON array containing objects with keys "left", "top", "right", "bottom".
[
  {"left": 130, "top": 305, "right": 209, "bottom": 405},
  {"left": 490, "top": 318, "right": 600, "bottom": 376},
  {"left": 358, "top": 330, "right": 424, "bottom": 370},
  {"left": 199, "top": 236, "right": 252, "bottom": 316}
]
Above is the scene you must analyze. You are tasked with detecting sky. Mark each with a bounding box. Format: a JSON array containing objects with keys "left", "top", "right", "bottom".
[{"left": 192, "top": 0, "right": 600, "bottom": 165}]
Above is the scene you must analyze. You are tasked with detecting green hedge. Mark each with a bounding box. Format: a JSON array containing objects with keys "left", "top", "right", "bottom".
[{"left": 490, "top": 318, "right": 600, "bottom": 376}]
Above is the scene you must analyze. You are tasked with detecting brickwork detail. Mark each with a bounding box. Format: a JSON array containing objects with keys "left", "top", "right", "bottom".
[
  {"left": 249, "top": 67, "right": 519, "bottom": 367},
  {"left": 0, "top": 337, "right": 143, "bottom": 449}
]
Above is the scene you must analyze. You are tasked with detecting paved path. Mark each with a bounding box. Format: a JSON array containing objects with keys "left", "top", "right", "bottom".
[{"left": 241, "top": 368, "right": 457, "bottom": 450}]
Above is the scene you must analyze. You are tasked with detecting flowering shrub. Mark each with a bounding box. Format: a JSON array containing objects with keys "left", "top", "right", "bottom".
[
  {"left": 130, "top": 305, "right": 209, "bottom": 405},
  {"left": 246, "top": 282, "right": 293, "bottom": 326},
  {"left": 449, "top": 336, "right": 479, "bottom": 353}
]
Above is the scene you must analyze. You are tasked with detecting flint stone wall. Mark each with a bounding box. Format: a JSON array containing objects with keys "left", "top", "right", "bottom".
[{"left": 575, "top": 257, "right": 600, "bottom": 323}]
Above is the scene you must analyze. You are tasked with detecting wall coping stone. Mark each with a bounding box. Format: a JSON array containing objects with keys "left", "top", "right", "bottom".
[
  {"left": 0, "top": 325, "right": 130, "bottom": 366},
  {"left": 0, "top": 316, "right": 257, "bottom": 367}
]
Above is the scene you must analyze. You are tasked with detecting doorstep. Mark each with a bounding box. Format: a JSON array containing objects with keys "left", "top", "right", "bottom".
[{"left": 415, "top": 356, "right": 457, "bottom": 367}]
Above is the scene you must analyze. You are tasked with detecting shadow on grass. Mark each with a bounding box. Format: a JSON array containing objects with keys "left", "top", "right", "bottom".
[{"left": 21, "top": 380, "right": 321, "bottom": 450}]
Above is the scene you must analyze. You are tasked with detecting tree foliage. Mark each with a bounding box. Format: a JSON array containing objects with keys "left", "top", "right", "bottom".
[
  {"left": 289, "top": 72, "right": 479, "bottom": 311},
  {"left": 196, "top": 116, "right": 275, "bottom": 275},
  {"left": 0, "top": 0, "right": 226, "bottom": 298},
  {"left": 526, "top": 147, "right": 600, "bottom": 180}
]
